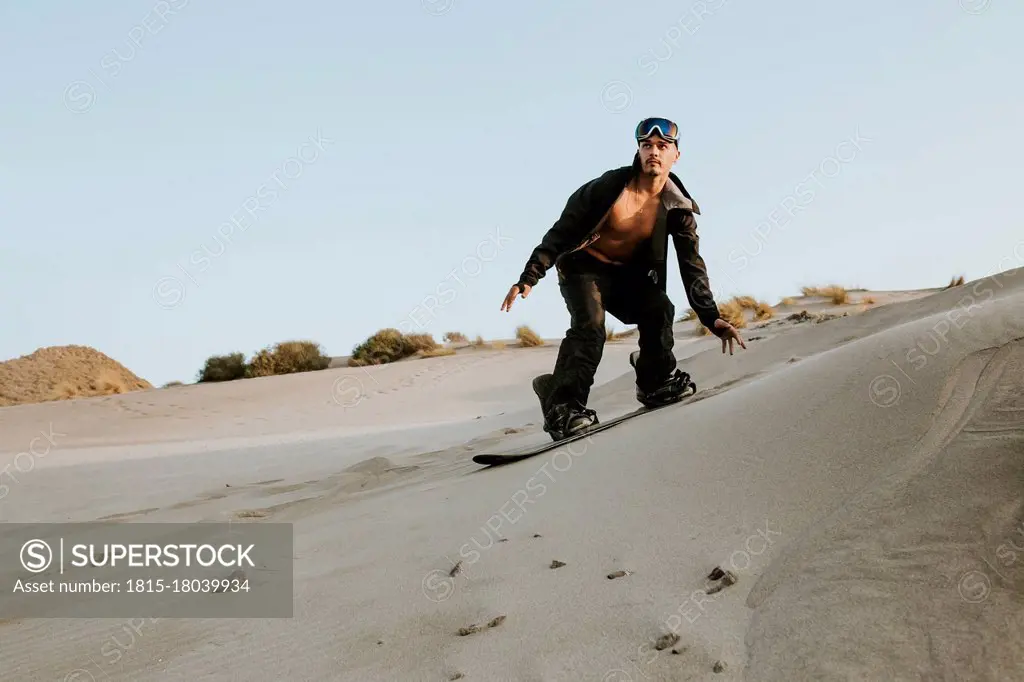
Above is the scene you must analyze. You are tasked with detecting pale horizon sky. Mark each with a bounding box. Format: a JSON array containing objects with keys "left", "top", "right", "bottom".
[{"left": 2, "top": 0, "right": 1022, "bottom": 386}]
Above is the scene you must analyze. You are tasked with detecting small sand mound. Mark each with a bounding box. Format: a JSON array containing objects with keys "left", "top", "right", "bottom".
[
  {"left": 343, "top": 456, "right": 395, "bottom": 475},
  {"left": 0, "top": 345, "right": 152, "bottom": 407}
]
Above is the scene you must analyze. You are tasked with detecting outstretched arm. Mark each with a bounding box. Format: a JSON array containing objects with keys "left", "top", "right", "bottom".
[
  {"left": 671, "top": 211, "right": 721, "bottom": 333},
  {"left": 516, "top": 175, "right": 604, "bottom": 288},
  {"left": 671, "top": 211, "right": 747, "bottom": 354}
]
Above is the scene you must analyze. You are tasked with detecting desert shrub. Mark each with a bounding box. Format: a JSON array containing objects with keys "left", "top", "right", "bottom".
[
  {"left": 779, "top": 297, "right": 796, "bottom": 306},
  {"left": 516, "top": 325, "right": 544, "bottom": 347},
  {"left": 246, "top": 340, "right": 331, "bottom": 377},
  {"left": 733, "top": 295, "right": 758, "bottom": 309},
  {"left": 443, "top": 331, "right": 468, "bottom": 344},
  {"left": 694, "top": 320, "right": 712, "bottom": 336},
  {"left": 473, "top": 335, "right": 485, "bottom": 346},
  {"left": 245, "top": 348, "right": 276, "bottom": 377},
  {"left": 163, "top": 380, "right": 185, "bottom": 388},
  {"left": 197, "top": 352, "right": 247, "bottom": 383},
  {"left": 861, "top": 295, "right": 877, "bottom": 305},
  {"left": 754, "top": 302, "right": 774, "bottom": 321},
  {"left": 348, "top": 329, "right": 439, "bottom": 366},
  {"left": 945, "top": 274, "right": 965, "bottom": 289},
  {"left": 405, "top": 333, "right": 438, "bottom": 353}
]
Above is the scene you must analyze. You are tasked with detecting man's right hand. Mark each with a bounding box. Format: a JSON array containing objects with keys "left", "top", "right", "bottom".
[
  {"left": 713, "top": 318, "right": 747, "bottom": 355},
  {"left": 501, "top": 283, "right": 531, "bottom": 312}
]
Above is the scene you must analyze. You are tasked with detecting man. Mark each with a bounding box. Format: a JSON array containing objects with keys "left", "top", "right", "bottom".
[{"left": 500, "top": 117, "right": 746, "bottom": 440}]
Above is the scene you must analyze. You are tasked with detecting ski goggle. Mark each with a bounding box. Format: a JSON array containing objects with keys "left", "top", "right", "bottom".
[{"left": 635, "top": 117, "right": 679, "bottom": 143}]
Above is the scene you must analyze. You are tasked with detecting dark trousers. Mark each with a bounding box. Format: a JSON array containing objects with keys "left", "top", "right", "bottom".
[{"left": 544, "top": 249, "right": 677, "bottom": 413}]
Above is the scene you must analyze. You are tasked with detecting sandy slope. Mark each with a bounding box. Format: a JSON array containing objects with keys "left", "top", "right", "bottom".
[{"left": 0, "top": 275, "right": 1022, "bottom": 681}]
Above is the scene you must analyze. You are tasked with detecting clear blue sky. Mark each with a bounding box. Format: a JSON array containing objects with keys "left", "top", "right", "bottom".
[{"left": 2, "top": 0, "right": 1021, "bottom": 386}]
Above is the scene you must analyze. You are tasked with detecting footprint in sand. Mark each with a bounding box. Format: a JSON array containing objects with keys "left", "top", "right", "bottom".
[
  {"left": 97, "top": 507, "right": 159, "bottom": 521},
  {"left": 457, "top": 614, "right": 506, "bottom": 636}
]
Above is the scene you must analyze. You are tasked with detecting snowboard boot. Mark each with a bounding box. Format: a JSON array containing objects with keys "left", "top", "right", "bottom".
[
  {"left": 533, "top": 373, "right": 598, "bottom": 441},
  {"left": 636, "top": 369, "right": 696, "bottom": 408},
  {"left": 630, "top": 351, "right": 696, "bottom": 408},
  {"left": 544, "top": 402, "right": 598, "bottom": 441}
]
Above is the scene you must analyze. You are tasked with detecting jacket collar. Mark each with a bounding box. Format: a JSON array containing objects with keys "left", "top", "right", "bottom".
[{"left": 661, "top": 175, "right": 699, "bottom": 214}]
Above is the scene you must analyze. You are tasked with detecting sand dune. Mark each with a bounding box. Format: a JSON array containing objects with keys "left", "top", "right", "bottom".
[{"left": 0, "top": 272, "right": 1022, "bottom": 680}]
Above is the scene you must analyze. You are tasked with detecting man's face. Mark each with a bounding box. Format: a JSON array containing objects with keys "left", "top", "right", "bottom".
[{"left": 638, "top": 134, "right": 679, "bottom": 176}]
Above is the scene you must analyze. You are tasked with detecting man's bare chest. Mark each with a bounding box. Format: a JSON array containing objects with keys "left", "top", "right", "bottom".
[{"left": 599, "top": 189, "right": 659, "bottom": 240}]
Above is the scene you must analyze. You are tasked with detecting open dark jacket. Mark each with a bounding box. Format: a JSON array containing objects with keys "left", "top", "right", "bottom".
[{"left": 516, "top": 153, "right": 723, "bottom": 335}]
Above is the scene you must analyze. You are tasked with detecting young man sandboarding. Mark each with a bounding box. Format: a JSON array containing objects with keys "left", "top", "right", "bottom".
[{"left": 500, "top": 117, "right": 746, "bottom": 441}]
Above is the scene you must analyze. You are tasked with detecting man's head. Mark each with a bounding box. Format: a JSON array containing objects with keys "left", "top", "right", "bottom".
[{"left": 634, "top": 117, "right": 680, "bottom": 177}]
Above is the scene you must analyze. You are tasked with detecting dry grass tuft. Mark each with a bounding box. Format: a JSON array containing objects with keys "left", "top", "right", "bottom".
[
  {"left": 860, "top": 295, "right": 877, "bottom": 305},
  {"left": 727, "top": 295, "right": 775, "bottom": 321},
  {"left": 801, "top": 285, "right": 849, "bottom": 305},
  {"left": 516, "top": 325, "right": 544, "bottom": 347},
  {"left": 679, "top": 309, "right": 698, "bottom": 322},
  {"left": 443, "top": 331, "right": 468, "bottom": 344},
  {"left": 419, "top": 347, "right": 457, "bottom": 358},
  {"left": 473, "top": 335, "right": 485, "bottom": 346},
  {"left": 162, "top": 380, "right": 185, "bottom": 388},
  {"left": 945, "top": 274, "right": 966, "bottom": 289},
  {"left": 826, "top": 286, "right": 849, "bottom": 305},
  {"left": 695, "top": 296, "right": 756, "bottom": 336},
  {"left": 779, "top": 297, "right": 796, "bottom": 306},
  {"left": 717, "top": 299, "right": 748, "bottom": 328}
]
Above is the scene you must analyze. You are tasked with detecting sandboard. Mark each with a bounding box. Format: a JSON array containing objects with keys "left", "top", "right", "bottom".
[{"left": 472, "top": 352, "right": 697, "bottom": 467}]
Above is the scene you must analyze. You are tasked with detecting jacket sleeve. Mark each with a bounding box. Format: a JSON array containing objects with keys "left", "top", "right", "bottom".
[
  {"left": 517, "top": 177, "right": 600, "bottom": 288},
  {"left": 671, "top": 210, "right": 723, "bottom": 335}
]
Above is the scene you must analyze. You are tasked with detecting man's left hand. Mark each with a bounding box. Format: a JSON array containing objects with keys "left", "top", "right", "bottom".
[{"left": 713, "top": 318, "right": 747, "bottom": 355}]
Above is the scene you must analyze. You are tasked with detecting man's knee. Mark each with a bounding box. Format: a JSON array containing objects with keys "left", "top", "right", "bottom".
[
  {"left": 636, "top": 293, "right": 674, "bottom": 326},
  {"left": 567, "top": 291, "right": 607, "bottom": 337},
  {"left": 569, "top": 315, "right": 606, "bottom": 344}
]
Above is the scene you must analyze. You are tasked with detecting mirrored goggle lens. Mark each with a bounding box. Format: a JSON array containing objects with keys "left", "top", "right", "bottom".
[{"left": 636, "top": 118, "right": 678, "bottom": 140}]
